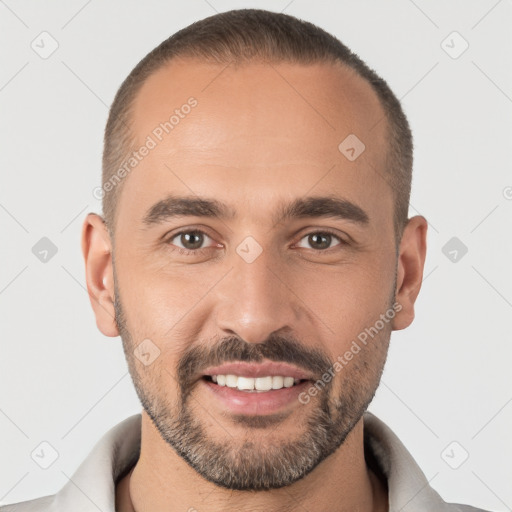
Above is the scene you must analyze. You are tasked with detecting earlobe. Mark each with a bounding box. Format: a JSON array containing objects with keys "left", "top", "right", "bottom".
[
  {"left": 81, "top": 213, "right": 119, "bottom": 337},
  {"left": 392, "top": 215, "right": 428, "bottom": 331}
]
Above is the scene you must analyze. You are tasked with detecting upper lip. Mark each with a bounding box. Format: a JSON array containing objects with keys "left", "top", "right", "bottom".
[{"left": 201, "top": 360, "right": 314, "bottom": 380}]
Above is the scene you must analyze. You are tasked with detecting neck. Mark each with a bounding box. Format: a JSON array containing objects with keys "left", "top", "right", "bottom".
[{"left": 116, "top": 411, "right": 388, "bottom": 512}]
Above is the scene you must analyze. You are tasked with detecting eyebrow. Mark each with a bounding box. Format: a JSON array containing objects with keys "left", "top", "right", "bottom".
[{"left": 141, "top": 194, "right": 369, "bottom": 228}]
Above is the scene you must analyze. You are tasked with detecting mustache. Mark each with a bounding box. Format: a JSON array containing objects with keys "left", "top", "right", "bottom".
[{"left": 177, "top": 333, "right": 333, "bottom": 390}]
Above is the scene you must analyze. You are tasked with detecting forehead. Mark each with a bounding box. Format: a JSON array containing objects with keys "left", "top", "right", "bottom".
[
  {"left": 118, "top": 58, "right": 391, "bottom": 229},
  {"left": 131, "top": 57, "right": 387, "bottom": 153}
]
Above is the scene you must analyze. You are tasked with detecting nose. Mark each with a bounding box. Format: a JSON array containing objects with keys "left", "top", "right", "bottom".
[{"left": 214, "top": 248, "right": 301, "bottom": 344}]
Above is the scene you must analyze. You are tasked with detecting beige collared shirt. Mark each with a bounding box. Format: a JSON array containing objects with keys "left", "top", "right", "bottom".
[{"left": 0, "top": 412, "right": 490, "bottom": 511}]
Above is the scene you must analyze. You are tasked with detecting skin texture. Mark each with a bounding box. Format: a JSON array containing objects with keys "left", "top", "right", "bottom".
[{"left": 82, "top": 58, "right": 427, "bottom": 512}]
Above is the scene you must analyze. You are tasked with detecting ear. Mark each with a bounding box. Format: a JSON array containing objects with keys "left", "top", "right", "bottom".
[
  {"left": 392, "top": 215, "right": 428, "bottom": 331},
  {"left": 81, "top": 213, "right": 119, "bottom": 337}
]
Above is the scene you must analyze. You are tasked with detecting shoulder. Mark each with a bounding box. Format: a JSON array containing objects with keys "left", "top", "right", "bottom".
[
  {"left": 443, "top": 505, "right": 493, "bottom": 512},
  {"left": 363, "top": 412, "right": 494, "bottom": 512},
  {"left": 1, "top": 494, "right": 55, "bottom": 511},
  {"left": 1, "top": 414, "right": 141, "bottom": 512}
]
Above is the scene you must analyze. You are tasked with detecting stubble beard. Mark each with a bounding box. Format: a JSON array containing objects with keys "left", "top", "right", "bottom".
[{"left": 113, "top": 271, "right": 392, "bottom": 491}]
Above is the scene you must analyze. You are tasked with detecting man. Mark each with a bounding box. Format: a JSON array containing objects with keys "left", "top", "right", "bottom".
[{"left": 2, "top": 9, "right": 490, "bottom": 512}]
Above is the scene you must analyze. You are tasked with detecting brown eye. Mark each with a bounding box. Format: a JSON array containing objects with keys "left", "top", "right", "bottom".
[
  {"left": 170, "top": 231, "right": 210, "bottom": 251},
  {"left": 297, "top": 231, "right": 342, "bottom": 250}
]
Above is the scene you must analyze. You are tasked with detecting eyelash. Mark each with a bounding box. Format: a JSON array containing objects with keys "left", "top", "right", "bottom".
[{"left": 165, "top": 229, "right": 347, "bottom": 256}]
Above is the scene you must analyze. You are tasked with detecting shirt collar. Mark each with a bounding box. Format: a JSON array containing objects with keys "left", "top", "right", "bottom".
[
  {"left": 47, "top": 411, "right": 450, "bottom": 511},
  {"left": 362, "top": 411, "right": 450, "bottom": 511}
]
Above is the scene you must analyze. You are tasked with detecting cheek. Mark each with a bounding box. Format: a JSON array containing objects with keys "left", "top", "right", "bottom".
[
  {"left": 293, "top": 256, "right": 395, "bottom": 333},
  {"left": 290, "top": 258, "right": 396, "bottom": 384},
  {"left": 116, "top": 250, "right": 212, "bottom": 334},
  {"left": 327, "top": 313, "right": 392, "bottom": 398}
]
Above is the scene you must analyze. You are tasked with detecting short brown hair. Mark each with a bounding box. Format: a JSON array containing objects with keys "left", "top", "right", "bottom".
[{"left": 102, "top": 9, "right": 412, "bottom": 240}]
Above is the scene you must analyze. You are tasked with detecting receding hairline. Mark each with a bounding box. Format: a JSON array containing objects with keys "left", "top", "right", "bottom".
[
  {"left": 108, "top": 56, "right": 392, "bottom": 226},
  {"left": 131, "top": 55, "right": 386, "bottom": 142}
]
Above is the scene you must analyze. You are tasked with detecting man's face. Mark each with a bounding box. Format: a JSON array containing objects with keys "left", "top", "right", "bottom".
[{"left": 112, "top": 59, "right": 398, "bottom": 490}]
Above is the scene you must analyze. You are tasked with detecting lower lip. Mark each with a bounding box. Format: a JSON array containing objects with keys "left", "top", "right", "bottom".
[{"left": 201, "top": 378, "right": 310, "bottom": 415}]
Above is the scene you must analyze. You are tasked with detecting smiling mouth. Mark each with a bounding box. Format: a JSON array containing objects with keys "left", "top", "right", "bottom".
[{"left": 202, "top": 374, "right": 309, "bottom": 392}]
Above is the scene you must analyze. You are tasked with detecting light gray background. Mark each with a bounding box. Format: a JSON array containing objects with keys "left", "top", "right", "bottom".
[{"left": 1, "top": 0, "right": 511, "bottom": 509}]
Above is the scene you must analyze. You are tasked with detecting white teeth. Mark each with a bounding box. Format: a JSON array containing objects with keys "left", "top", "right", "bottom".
[
  {"left": 210, "top": 374, "right": 303, "bottom": 392},
  {"left": 272, "top": 375, "right": 284, "bottom": 389},
  {"left": 255, "top": 376, "right": 273, "bottom": 391},
  {"left": 236, "top": 376, "right": 254, "bottom": 390},
  {"left": 225, "top": 374, "right": 238, "bottom": 388},
  {"left": 283, "top": 376, "right": 295, "bottom": 388}
]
